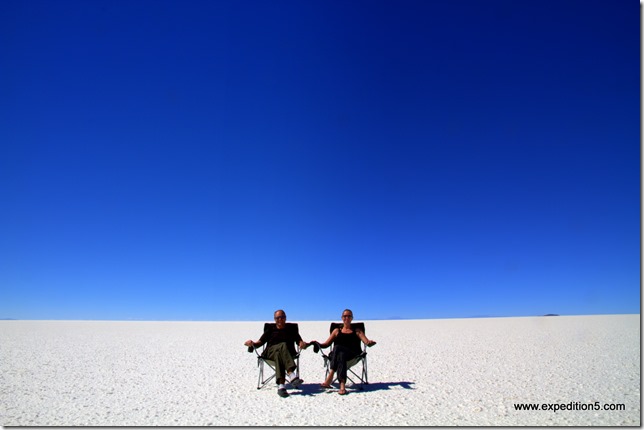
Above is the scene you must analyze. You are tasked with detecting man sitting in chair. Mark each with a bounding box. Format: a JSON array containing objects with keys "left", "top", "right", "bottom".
[
  {"left": 244, "top": 309, "right": 310, "bottom": 397},
  {"left": 313, "top": 309, "right": 376, "bottom": 395}
]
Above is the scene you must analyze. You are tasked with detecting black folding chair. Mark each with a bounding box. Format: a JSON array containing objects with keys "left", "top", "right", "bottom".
[
  {"left": 317, "top": 322, "right": 369, "bottom": 389},
  {"left": 247, "top": 322, "right": 301, "bottom": 390}
]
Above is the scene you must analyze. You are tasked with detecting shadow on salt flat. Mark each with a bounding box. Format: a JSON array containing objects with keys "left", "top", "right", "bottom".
[
  {"left": 294, "top": 381, "right": 415, "bottom": 396},
  {"left": 360, "top": 381, "right": 415, "bottom": 392}
]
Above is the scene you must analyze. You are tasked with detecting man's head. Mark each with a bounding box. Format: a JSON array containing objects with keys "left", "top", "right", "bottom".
[{"left": 274, "top": 309, "right": 287, "bottom": 328}]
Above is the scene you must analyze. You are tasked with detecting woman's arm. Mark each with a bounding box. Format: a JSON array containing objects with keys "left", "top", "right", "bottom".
[
  {"left": 315, "top": 328, "right": 339, "bottom": 348},
  {"left": 356, "top": 330, "right": 376, "bottom": 347}
]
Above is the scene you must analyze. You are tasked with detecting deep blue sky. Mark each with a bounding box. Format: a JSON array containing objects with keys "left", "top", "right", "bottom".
[{"left": 0, "top": 0, "right": 639, "bottom": 321}]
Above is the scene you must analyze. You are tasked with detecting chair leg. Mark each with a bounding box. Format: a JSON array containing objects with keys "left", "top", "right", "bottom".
[
  {"left": 323, "top": 356, "right": 330, "bottom": 383},
  {"left": 256, "top": 352, "right": 302, "bottom": 391},
  {"left": 257, "top": 360, "right": 277, "bottom": 389},
  {"left": 363, "top": 358, "right": 368, "bottom": 384},
  {"left": 263, "top": 364, "right": 276, "bottom": 387},
  {"left": 345, "top": 358, "right": 368, "bottom": 390},
  {"left": 323, "top": 354, "right": 370, "bottom": 390},
  {"left": 347, "top": 369, "right": 362, "bottom": 389},
  {"left": 257, "top": 360, "right": 264, "bottom": 389}
]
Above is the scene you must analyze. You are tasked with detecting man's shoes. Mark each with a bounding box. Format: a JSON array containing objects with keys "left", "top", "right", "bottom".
[
  {"left": 277, "top": 388, "right": 289, "bottom": 398},
  {"left": 289, "top": 377, "right": 303, "bottom": 389},
  {"left": 286, "top": 372, "right": 303, "bottom": 389}
]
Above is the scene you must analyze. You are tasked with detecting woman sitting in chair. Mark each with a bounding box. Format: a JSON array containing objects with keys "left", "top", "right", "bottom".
[{"left": 315, "top": 309, "right": 376, "bottom": 395}]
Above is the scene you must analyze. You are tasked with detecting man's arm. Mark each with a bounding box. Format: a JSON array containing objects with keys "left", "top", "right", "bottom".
[
  {"left": 294, "top": 330, "right": 309, "bottom": 350},
  {"left": 245, "top": 330, "right": 269, "bottom": 349},
  {"left": 244, "top": 339, "right": 264, "bottom": 348}
]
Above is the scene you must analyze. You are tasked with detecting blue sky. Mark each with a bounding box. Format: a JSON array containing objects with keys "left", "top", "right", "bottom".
[{"left": 0, "top": 0, "right": 639, "bottom": 321}]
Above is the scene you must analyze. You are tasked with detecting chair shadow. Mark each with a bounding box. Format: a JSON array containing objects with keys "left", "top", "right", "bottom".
[
  {"left": 293, "top": 383, "right": 326, "bottom": 397},
  {"left": 358, "top": 381, "right": 415, "bottom": 392},
  {"left": 294, "top": 381, "right": 415, "bottom": 396}
]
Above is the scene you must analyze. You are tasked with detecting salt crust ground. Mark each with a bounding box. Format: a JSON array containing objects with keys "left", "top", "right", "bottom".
[{"left": 0, "top": 314, "right": 639, "bottom": 426}]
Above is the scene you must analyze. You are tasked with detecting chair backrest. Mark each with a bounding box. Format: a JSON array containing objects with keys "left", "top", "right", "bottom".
[
  {"left": 263, "top": 322, "right": 300, "bottom": 356},
  {"left": 264, "top": 322, "right": 300, "bottom": 334},
  {"left": 329, "top": 322, "right": 365, "bottom": 352},
  {"left": 329, "top": 322, "right": 365, "bottom": 333}
]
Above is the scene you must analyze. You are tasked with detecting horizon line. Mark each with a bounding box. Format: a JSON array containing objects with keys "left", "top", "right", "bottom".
[{"left": 0, "top": 312, "right": 639, "bottom": 322}]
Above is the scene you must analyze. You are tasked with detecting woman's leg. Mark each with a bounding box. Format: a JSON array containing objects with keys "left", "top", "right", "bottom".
[
  {"left": 330, "top": 345, "right": 357, "bottom": 393},
  {"left": 333, "top": 346, "right": 349, "bottom": 384},
  {"left": 321, "top": 369, "right": 335, "bottom": 388}
]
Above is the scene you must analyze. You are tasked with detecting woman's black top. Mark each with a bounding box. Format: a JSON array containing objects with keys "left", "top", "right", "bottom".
[{"left": 334, "top": 329, "right": 361, "bottom": 355}]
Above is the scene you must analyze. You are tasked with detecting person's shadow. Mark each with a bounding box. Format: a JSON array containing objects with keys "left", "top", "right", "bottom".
[
  {"left": 296, "top": 381, "right": 415, "bottom": 396},
  {"left": 358, "top": 381, "right": 415, "bottom": 391}
]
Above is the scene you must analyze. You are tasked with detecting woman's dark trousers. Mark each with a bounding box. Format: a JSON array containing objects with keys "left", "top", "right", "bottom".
[{"left": 329, "top": 345, "right": 358, "bottom": 383}]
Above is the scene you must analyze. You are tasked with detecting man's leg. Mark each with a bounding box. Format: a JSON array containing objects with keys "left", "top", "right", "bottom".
[
  {"left": 266, "top": 344, "right": 288, "bottom": 382},
  {"left": 266, "top": 343, "right": 300, "bottom": 396},
  {"left": 273, "top": 343, "right": 302, "bottom": 388}
]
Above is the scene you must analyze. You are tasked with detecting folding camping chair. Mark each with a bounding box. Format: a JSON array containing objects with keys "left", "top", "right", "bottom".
[
  {"left": 317, "top": 322, "right": 369, "bottom": 389},
  {"left": 247, "top": 322, "right": 302, "bottom": 390}
]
